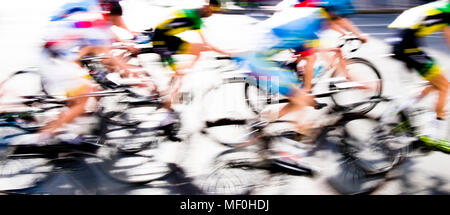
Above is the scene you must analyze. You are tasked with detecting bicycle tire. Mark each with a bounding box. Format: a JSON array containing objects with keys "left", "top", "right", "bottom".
[
  {"left": 327, "top": 159, "right": 386, "bottom": 195},
  {"left": 96, "top": 106, "right": 175, "bottom": 154},
  {"left": 98, "top": 151, "right": 171, "bottom": 185},
  {"left": 329, "top": 57, "right": 383, "bottom": 116},
  {"left": 200, "top": 147, "right": 269, "bottom": 195},
  {"left": 0, "top": 70, "right": 64, "bottom": 132},
  {"left": 244, "top": 81, "right": 288, "bottom": 115},
  {"left": 0, "top": 145, "right": 56, "bottom": 192},
  {"left": 201, "top": 118, "right": 254, "bottom": 148},
  {"left": 340, "top": 114, "right": 414, "bottom": 175}
]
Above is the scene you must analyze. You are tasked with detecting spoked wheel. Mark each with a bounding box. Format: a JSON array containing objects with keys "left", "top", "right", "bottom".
[
  {"left": 270, "top": 148, "right": 316, "bottom": 176},
  {"left": 200, "top": 147, "right": 269, "bottom": 195},
  {"left": 99, "top": 95, "right": 160, "bottom": 127},
  {"left": 245, "top": 82, "right": 287, "bottom": 115},
  {"left": 101, "top": 124, "right": 160, "bottom": 154},
  {"left": 327, "top": 113, "right": 415, "bottom": 195},
  {"left": 328, "top": 158, "right": 386, "bottom": 195},
  {"left": 330, "top": 57, "right": 383, "bottom": 115},
  {"left": 99, "top": 108, "right": 170, "bottom": 154},
  {"left": 99, "top": 148, "right": 171, "bottom": 185},
  {"left": 0, "top": 70, "right": 63, "bottom": 132},
  {"left": 0, "top": 146, "right": 55, "bottom": 192},
  {"left": 202, "top": 118, "right": 255, "bottom": 148},
  {"left": 341, "top": 114, "right": 414, "bottom": 175}
]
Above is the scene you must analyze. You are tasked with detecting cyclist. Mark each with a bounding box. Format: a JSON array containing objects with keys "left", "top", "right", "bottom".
[
  {"left": 135, "top": 0, "right": 232, "bottom": 126},
  {"left": 52, "top": 0, "right": 135, "bottom": 38},
  {"left": 273, "top": 0, "right": 368, "bottom": 91},
  {"left": 99, "top": 0, "right": 135, "bottom": 36},
  {"left": 388, "top": 0, "right": 449, "bottom": 140},
  {"left": 150, "top": 0, "right": 231, "bottom": 73},
  {"left": 244, "top": 2, "right": 368, "bottom": 136},
  {"left": 26, "top": 9, "right": 134, "bottom": 144}
]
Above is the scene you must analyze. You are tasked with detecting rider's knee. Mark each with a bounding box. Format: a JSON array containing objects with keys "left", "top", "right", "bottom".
[
  {"left": 289, "top": 90, "right": 310, "bottom": 106},
  {"left": 191, "top": 43, "right": 208, "bottom": 54}
]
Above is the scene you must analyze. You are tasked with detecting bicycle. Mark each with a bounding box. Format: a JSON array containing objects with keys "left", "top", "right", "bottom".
[
  {"left": 328, "top": 95, "right": 450, "bottom": 194},
  {"left": 194, "top": 96, "right": 386, "bottom": 194},
  {"left": 0, "top": 96, "right": 179, "bottom": 193},
  {"left": 243, "top": 35, "right": 383, "bottom": 116},
  {"left": 0, "top": 75, "right": 184, "bottom": 192}
]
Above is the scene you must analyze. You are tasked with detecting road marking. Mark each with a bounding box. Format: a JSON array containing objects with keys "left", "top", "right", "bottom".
[
  {"left": 365, "top": 32, "right": 443, "bottom": 36},
  {"left": 355, "top": 24, "right": 389, "bottom": 27}
]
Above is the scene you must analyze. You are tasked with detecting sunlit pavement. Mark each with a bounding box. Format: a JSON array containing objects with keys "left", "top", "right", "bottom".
[{"left": 0, "top": 0, "right": 449, "bottom": 195}]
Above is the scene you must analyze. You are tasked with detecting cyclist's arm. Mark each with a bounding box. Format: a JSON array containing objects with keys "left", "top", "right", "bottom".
[
  {"left": 331, "top": 17, "right": 368, "bottom": 43},
  {"left": 108, "top": 15, "right": 136, "bottom": 37},
  {"left": 328, "top": 22, "right": 348, "bottom": 35},
  {"left": 198, "top": 30, "right": 231, "bottom": 56}
]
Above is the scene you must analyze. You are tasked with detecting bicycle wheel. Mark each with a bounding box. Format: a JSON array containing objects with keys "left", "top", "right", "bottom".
[
  {"left": 327, "top": 158, "right": 386, "bottom": 195},
  {"left": 99, "top": 148, "right": 171, "bottom": 185},
  {"left": 0, "top": 70, "right": 62, "bottom": 131},
  {"left": 0, "top": 145, "right": 55, "bottom": 192},
  {"left": 202, "top": 118, "right": 255, "bottom": 148},
  {"left": 200, "top": 147, "right": 269, "bottom": 195},
  {"left": 0, "top": 70, "right": 50, "bottom": 98},
  {"left": 98, "top": 107, "right": 172, "bottom": 154},
  {"left": 341, "top": 114, "right": 414, "bottom": 175},
  {"left": 97, "top": 94, "right": 157, "bottom": 127},
  {"left": 330, "top": 57, "right": 383, "bottom": 115},
  {"left": 244, "top": 81, "right": 288, "bottom": 115}
]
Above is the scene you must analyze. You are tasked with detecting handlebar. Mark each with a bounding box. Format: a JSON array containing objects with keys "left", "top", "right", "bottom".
[{"left": 337, "top": 35, "right": 364, "bottom": 53}]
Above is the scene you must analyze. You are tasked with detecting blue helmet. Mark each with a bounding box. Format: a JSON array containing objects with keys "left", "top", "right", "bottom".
[
  {"left": 50, "top": 0, "right": 100, "bottom": 21},
  {"left": 315, "top": 0, "right": 356, "bottom": 16}
]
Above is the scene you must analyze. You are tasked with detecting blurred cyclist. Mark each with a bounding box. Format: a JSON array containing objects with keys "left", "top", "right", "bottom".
[
  {"left": 150, "top": 0, "right": 231, "bottom": 73},
  {"left": 388, "top": 0, "right": 449, "bottom": 139},
  {"left": 274, "top": 0, "right": 367, "bottom": 91},
  {"left": 141, "top": 0, "right": 232, "bottom": 126},
  {"left": 245, "top": 2, "right": 368, "bottom": 135},
  {"left": 31, "top": 8, "right": 134, "bottom": 144},
  {"left": 99, "top": 0, "right": 136, "bottom": 37},
  {"left": 53, "top": 0, "right": 136, "bottom": 39}
]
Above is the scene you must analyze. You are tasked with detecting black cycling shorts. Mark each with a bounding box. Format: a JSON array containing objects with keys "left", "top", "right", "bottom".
[{"left": 391, "top": 29, "right": 441, "bottom": 80}]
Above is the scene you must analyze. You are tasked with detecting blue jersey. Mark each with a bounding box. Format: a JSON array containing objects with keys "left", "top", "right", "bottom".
[{"left": 259, "top": 7, "right": 329, "bottom": 51}]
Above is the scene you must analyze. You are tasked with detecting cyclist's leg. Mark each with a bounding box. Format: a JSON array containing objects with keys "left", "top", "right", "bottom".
[
  {"left": 427, "top": 73, "right": 449, "bottom": 119},
  {"left": 41, "top": 83, "right": 96, "bottom": 135},
  {"left": 408, "top": 50, "right": 448, "bottom": 118},
  {"left": 246, "top": 54, "right": 314, "bottom": 132},
  {"left": 175, "top": 42, "right": 205, "bottom": 71},
  {"left": 39, "top": 53, "right": 98, "bottom": 137}
]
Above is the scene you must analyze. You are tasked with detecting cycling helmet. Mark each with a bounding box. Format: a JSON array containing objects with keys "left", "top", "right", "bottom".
[
  {"left": 51, "top": 0, "right": 101, "bottom": 21},
  {"left": 315, "top": 0, "right": 356, "bottom": 16},
  {"left": 208, "top": 0, "right": 223, "bottom": 11}
]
